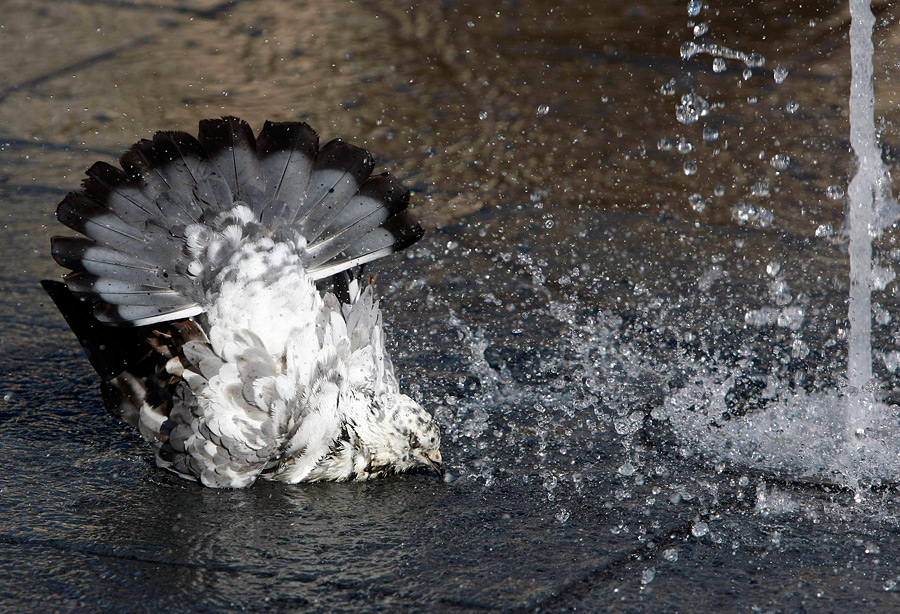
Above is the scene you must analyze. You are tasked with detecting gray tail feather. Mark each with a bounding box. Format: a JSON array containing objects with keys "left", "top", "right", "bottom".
[{"left": 46, "top": 116, "right": 424, "bottom": 327}]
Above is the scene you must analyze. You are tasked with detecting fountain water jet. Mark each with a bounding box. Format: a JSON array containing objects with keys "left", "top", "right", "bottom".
[{"left": 847, "top": 0, "right": 891, "bottom": 439}]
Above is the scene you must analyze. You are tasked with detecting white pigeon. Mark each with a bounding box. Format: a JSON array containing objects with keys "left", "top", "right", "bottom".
[{"left": 42, "top": 117, "right": 442, "bottom": 488}]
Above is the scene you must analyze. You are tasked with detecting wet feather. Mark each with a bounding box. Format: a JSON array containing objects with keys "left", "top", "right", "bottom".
[{"left": 43, "top": 116, "right": 442, "bottom": 488}]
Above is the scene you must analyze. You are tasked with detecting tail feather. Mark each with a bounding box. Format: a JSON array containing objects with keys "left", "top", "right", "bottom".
[
  {"left": 120, "top": 140, "right": 175, "bottom": 199},
  {"left": 297, "top": 139, "right": 375, "bottom": 242},
  {"left": 46, "top": 116, "right": 424, "bottom": 329},
  {"left": 57, "top": 193, "right": 179, "bottom": 263},
  {"left": 120, "top": 132, "right": 211, "bottom": 222},
  {"left": 198, "top": 117, "right": 266, "bottom": 209},
  {"left": 51, "top": 236, "right": 176, "bottom": 288},
  {"left": 308, "top": 211, "right": 423, "bottom": 280},
  {"left": 343, "top": 211, "right": 423, "bottom": 259},
  {"left": 306, "top": 174, "right": 410, "bottom": 266},
  {"left": 154, "top": 190, "right": 204, "bottom": 228},
  {"left": 192, "top": 176, "right": 235, "bottom": 215},
  {"left": 57, "top": 193, "right": 147, "bottom": 253},
  {"left": 95, "top": 303, "right": 203, "bottom": 326},
  {"left": 66, "top": 273, "right": 187, "bottom": 307},
  {"left": 52, "top": 236, "right": 152, "bottom": 276},
  {"left": 126, "top": 132, "right": 210, "bottom": 195},
  {"left": 256, "top": 120, "right": 318, "bottom": 204},
  {"left": 82, "top": 162, "right": 157, "bottom": 225}
]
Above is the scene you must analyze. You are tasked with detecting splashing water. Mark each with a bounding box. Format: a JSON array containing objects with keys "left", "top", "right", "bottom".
[
  {"left": 679, "top": 41, "right": 765, "bottom": 71},
  {"left": 435, "top": 0, "right": 900, "bottom": 506},
  {"left": 648, "top": 0, "right": 900, "bottom": 492}
]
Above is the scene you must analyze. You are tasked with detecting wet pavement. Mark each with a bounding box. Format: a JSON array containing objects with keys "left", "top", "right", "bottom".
[{"left": 4, "top": 0, "right": 900, "bottom": 611}]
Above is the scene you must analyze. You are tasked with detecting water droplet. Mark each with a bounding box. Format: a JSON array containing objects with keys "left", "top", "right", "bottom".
[
  {"left": 714, "top": 184, "right": 726, "bottom": 197},
  {"left": 712, "top": 57, "right": 726, "bottom": 73},
  {"left": 662, "top": 548, "right": 679, "bottom": 562},
  {"left": 555, "top": 508, "right": 570, "bottom": 524},
  {"left": 641, "top": 568, "right": 656, "bottom": 585},
  {"left": 479, "top": 111, "right": 488, "bottom": 120},
  {"left": 536, "top": 104, "right": 550, "bottom": 117},
  {"left": 865, "top": 542, "right": 881, "bottom": 555},
  {"left": 680, "top": 41, "right": 699, "bottom": 60},
  {"left": 657, "top": 138, "right": 674, "bottom": 152},
  {"left": 747, "top": 53, "right": 765, "bottom": 68},
  {"left": 675, "top": 92, "right": 710, "bottom": 125},
  {"left": 683, "top": 161, "right": 698, "bottom": 176},
  {"left": 693, "top": 21, "right": 709, "bottom": 37},
  {"left": 751, "top": 182, "right": 770, "bottom": 197},
  {"left": 691, "top": 521, "right": 710, "bottom": 537},
  {"left": 773, "top": 66, "right": 789, "bottom": 84},
  {"left": 815, "top": 223, "right": 834, "bottom": 237},
  {"left": 467, "top": 20, "right": 475, "bottom": 28},
  {"left": 826, "top": 185, "right": 845, "bottom": 200},
  {"left": 742, "top": 68, "right": 753, "bottom": 80},
  {"left": 702, "top": 126, "right": 719, "bottom": 142},
  {"left": 687, "top": 0, "right": 702, "bottom": 17},
  {"left": 785, "top": 100, "right": 801, "bottom": 114},
  {"left": 677, "top": 136, "right": 694, "bottom": 154},
  {"left": 770, "top": 154, "right": 791, "bottom": 171},
  {"left": 660, "top": 78, "right": 676, "bottom": 96},
  {"left": 618, "top": 461, "right": 636, "bottom": 476},
  {"left": 766, "top": 260, "right": 781, "bottom": 277},
  {"left": 732, "top": 202, "right": 774, "bottom": 227},
  {"left": 747, "top": 96, "right": 758, "bottom": 105},
  {"left": 688, "top": 193, "right": 707, "bottom": 212},
  {"left": 884, "top": 579, "right": 897, "bottom": 592}
]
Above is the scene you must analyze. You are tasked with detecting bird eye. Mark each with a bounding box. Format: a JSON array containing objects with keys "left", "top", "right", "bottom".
[{"left": 408, "top": 433, "right": 420, "bottom": 448}]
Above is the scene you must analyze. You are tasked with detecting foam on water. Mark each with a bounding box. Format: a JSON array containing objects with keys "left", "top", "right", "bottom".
[{"left": 657, "top": 365, "right": 900, "bottom": 489}]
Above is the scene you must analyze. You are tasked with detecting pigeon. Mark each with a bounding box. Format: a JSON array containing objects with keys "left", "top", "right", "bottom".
[{"left": 42, "top": 116, "right": 443, "bottom": 488}]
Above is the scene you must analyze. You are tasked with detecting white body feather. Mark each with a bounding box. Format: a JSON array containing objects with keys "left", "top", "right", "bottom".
[{"left": 142, "top": 208, "right": 422, "bottom": 487}]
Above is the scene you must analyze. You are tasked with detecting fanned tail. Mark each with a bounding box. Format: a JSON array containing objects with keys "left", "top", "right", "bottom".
[{"left": 45, "top": 116, "right": 424, "bottom": 328}]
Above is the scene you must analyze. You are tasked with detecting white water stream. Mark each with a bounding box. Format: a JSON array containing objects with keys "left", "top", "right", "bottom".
[{"left": 847, "top": 0, "right": 890, "bottom": 436}]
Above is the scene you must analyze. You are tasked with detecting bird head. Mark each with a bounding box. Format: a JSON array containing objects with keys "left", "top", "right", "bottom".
[
  {"left": 395, "top": 394, "right": 443, "bottom": 477},
  {"left": 363, "top": 393, "right": 443, "bottom": 479}
]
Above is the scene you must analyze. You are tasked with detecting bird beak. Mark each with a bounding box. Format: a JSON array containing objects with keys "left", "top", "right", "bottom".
[{"left": 423, "top": 450, "right": 444, "bottom": 479}]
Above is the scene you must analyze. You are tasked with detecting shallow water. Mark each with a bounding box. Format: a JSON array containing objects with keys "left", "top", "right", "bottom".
[{"left": 4, "top": 0, "right": 900, "bottom": 611}]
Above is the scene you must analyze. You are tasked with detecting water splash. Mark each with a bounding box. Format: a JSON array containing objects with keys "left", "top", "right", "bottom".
[
  {"left": 675, "top": 92, "right": 710, "bottom": 125},
  {"left": 657, "top": 360, "right": 900, "bottom": 488},
  {"left": 680, "top": 41, "right": 765, "bottom": 70},
  {"left": 649, "top": 0, "right": 900, "bottom": 492}
]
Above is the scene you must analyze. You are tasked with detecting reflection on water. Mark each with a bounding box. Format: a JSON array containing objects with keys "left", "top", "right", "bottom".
[{"left": 4, "top": 0, "right": 900, "bottom": 611}]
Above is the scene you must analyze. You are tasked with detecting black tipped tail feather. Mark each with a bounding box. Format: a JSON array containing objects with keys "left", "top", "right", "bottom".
[{"left": 44, "top": 116, "right": 424, "bottom": 330}]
